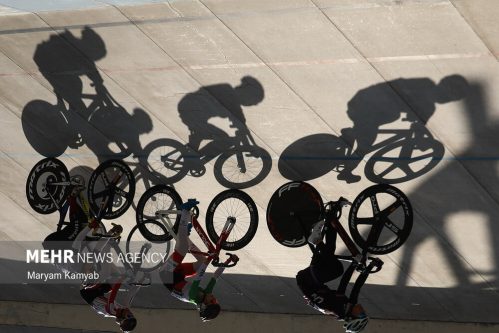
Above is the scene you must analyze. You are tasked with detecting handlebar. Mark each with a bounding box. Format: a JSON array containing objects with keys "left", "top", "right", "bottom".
[
  {"left": 212, "top": 253, "right": 239, "bottom": 268},
  {"left": 324, "top": 197, "right": 352, "bottom": 219}
]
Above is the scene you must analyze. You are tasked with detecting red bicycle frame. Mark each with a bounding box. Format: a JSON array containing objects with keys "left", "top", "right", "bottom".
[{"left": 187, "top": 214, "right": 235, "bottom": 263}]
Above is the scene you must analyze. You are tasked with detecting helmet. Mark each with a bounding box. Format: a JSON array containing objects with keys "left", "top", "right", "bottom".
[
  {"left": 116, "top": 309, "right": 137, "bottom": 332},
  {"left": 236, "top": 75, "right": 264, "bottom": 106},
  {"left": 70, "top": 175, "right": 86, "bottom": 194},
  {"left": 199, "top": 303, "right": 221, "bottom": 322},
  {"left": 119, "top": 316, "right": 137, "bottom": 332},
  {"left": 343, "top": 316, "right": 368, "bottom": 333}
]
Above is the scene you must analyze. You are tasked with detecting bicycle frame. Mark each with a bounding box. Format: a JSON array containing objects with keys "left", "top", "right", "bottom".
[
  {"left": 320, "top": 206, "right": 384, "bottom": 306},
  {"left": 156, "top": 210, "right": 235, "bottom": 264},
  {"left": 47, "top": 178, "right": 112, "bottom": 232},
  {"left": 344, "top": 121, "right": 431, "bottom": 158}
]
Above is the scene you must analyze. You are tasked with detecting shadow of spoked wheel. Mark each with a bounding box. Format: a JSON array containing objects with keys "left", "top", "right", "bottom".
[
  {"left": 364, "top": 138, "right": 445, "bottom": 184},
  {"left": 214, "top": 146, "right": 272, "bottom": 189}
]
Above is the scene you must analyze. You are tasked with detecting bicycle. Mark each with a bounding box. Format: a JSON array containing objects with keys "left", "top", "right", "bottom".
[
  {"left": 130, "top": 184, "right": 259, "bottom": 271},
  {"left": 266, "top": 181, "right": 413, "bottom": 307},
  {"left": 26, "top": 157, "right": 169, "bottom": 272},
  {"left": 279, "top": 119, "right": 444, "bottom": 184},
  {"left": 26, "top": 157, "right": 135, "bottom": 236},
  {"left": 136, "top": 125, "right": 272, "bottom": 189}
]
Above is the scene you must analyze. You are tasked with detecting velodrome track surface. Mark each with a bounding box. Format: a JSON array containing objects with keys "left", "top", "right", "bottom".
[{"left": 0, "top": 0, "right": 499, "bottom": 332}]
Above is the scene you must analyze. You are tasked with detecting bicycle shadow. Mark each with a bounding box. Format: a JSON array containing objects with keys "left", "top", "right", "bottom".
[
  {"left": 141, "top": 76, "right": 272, "bottom": 189},
  {"left": 22, "top": 27, "right": 271, "bottom": 190},
  {"left": 21, "top": 27, "right": 175, "bottom": 194},
  {"left": 279, "top": 75, "right": 467, "bottom": 184}
]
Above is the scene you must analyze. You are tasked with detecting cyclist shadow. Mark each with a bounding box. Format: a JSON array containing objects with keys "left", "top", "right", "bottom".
[
  {"left": 395, "top": 80, "right": 499, "bottom": 290},
  {"left": 279, "top": 75, "right": 468, "bottom": 184},
  {"left": 143, "top": 76, "right": 272, "bottom": 189},
  {"left": 21, "top": 27, "right": 174, "bottom": 193}
]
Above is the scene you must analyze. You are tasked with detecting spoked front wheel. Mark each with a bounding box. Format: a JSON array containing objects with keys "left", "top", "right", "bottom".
[
  {"left": 126, "top": 220, "right": 171, "bottom": 273},
  {"left": 349, "top": 184, "right": 413, "bottom": 254},
  {"left": 26, "top": 158, "right": 70, "bottom": 214},
  {"left": 87, "top": 159, "right": 135, "bottom": 219},
  {"left": 206, "top": 189, "right": 259, "bottom": 251},
  {"left": 136, "top": 184, "right": 183, "bottom": 242},
  {"left": 141, "top": 138, "right": 190, "bottom": 184}
]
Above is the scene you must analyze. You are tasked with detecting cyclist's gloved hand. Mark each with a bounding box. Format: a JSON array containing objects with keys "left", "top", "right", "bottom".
[
  {"left": 108, "top": 223, "right": 123, "bottom": 237},
  {"left": 181, "top": 199, "right": 199, "bottom": 211},
  {"left": 229, "top": 254, "right": 239, "bottom": 263}
]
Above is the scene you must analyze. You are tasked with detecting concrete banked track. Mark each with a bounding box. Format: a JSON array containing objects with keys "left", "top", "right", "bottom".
[{"left": 0, "top": 0, "right": 498, "bottom": 332}]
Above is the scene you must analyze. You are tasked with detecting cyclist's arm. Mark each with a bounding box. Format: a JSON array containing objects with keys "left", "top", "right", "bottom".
[{"left": 204, "top": 265, "right": 226, "bottom": 294}]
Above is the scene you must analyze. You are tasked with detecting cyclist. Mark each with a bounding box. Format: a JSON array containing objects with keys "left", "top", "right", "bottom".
[
  {"left": 178, "top": 76, "right": 264, "bottom": 152},
  {"left": 296, "top": 220, "right": 368, "bottom": 333},
  {"left": 34, "top": 26, "right": 106, "bottom": 117},
  {"left": 79, "top": 222, "right": 143, "bottom": 333},
  {"left": 159, "top": 199, "right": 238, "bottom": 321},
  {"left": 339, "top": 75, "right": 468, "bottom": 183},
  {"left": 79, "top": 265, "right": 143, "bottom": 333},
  {"left": 42, "top": 175, "right": 90, "bottom": 250}
]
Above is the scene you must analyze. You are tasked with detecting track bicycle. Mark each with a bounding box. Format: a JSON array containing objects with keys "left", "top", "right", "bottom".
[
  {"left": 131, "top": 185, "right": 259, "bottom": 271},
  {"left": 266, "top": 181, "right": 413, "bottom": 306},
  {"left": 26, "top": 158, "right": 135, "bottom": 237},
  {"left": 279, "top": 119, "right": 444, "bottom": 184},
  {"left": 26, "top": 157, "right": 166, "bottom": 273},
  {"left": 138, "top": 125, "right": 272, "bottom": 189}
]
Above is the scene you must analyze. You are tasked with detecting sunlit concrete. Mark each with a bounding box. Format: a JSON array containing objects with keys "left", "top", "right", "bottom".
[{"left": 0, "top": 0, "right": 498, "bottom": 332}]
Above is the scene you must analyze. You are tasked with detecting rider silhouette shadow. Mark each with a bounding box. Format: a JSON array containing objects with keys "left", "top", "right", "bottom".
[
  {"left": 174, "top": 76, "right": 271, "bottom": 188},
  {"left": 22, "top": 27, "right": 154, "bottom": 164},
  {"left": 279, "top": 75, "right": 468, "bottom": 184}
]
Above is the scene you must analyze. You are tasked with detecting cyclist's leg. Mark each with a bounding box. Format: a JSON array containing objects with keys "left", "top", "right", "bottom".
[
  {"left": 339, "top": 122, "right": 377, "bottom": 182},
  {"left": 80, "top": 283, "right": 112, "bottom": 304},
  {"left": 311, "top": 228, "right": 344, "bottom": 284},
  {"left": 187, "top": 239, "right": 206, "bottom": 270},
  {"left": 163, "top": 210, "right": 190, "bottom": 272}
]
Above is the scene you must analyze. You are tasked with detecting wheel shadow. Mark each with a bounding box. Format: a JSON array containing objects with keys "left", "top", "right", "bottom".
[
  {"left": 22, "top": 26, "right": 271, "bottom": 190},
  {"left": 278, "top": 133, "right": 351, "bottom": 181},
  {"left": 279, "top": 75, "right": 468, "bottom": 184}
]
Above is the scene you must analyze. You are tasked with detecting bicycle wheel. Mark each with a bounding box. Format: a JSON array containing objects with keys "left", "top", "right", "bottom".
[
  {"left": 136, "top": 184, "right": 182, "bottom": 242},
  {"left": 205, "top": 189, "right": 258, "bottom": 251},
  {"left": 349, "top": 184, "right": 413, "bottom": 254},
  {"left": 266, "top": 181, "right": 323, "bottom": 248},
  {"left": 22, "top": 100, "right": 71, "bottom": 157},
  {"left": 365, "top": 138, "right": 444, "bottom": 184},
  {"left": 126, "top": 219, "right": 171, "bottom": 273},
  {"left": 214, "top": 147, "right": 272, "bottom": 189},
  {"left": 26, "top": 158, "right": 70, "bottom": 214},
  {"left": 88, "top": 159, "right": 135, "bottom": 219},
  {"left": 140, "top": 138, "right": 190, "bottom": 184}
]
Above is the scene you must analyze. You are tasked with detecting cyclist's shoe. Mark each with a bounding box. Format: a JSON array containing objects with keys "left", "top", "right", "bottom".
[
  {"left": 189, "top": 164, "right": 206, "bottom": 177},
  {"left": 337, "top": 170, "right": 361, "bottom": 184},
  {"left": 181, "top": 199, "right": 199, "bottom": 211},
  {"left": 107, "top": 223, "right": 123, "bottom": 237},
  {"left": 308, "top": 220, "right": 325, "bottom": 245}
]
